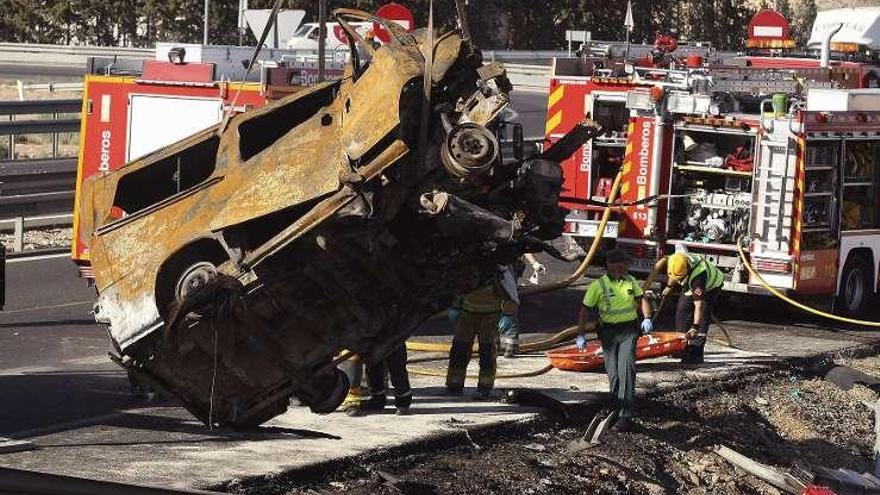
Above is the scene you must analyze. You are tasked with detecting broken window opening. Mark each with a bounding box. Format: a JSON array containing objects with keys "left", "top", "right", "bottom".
[
  {"left": 238, "top": 84, "right": 338, "bottom": 161},
  {"left": 113, "top": 135, "right": 219, "bottom": 215}
]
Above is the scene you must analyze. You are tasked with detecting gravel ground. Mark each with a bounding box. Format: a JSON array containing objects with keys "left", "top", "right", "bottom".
[
  {"left": 226, "top": 354, "right": 880, "bottom": 495},
  {"left": 0, "top": 227, "right": 72, "bottom": 251}
]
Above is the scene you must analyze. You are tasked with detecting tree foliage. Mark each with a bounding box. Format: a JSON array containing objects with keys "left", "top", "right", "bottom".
[{"left": 0, "top": 0, "right": 823, "bottom": 51}]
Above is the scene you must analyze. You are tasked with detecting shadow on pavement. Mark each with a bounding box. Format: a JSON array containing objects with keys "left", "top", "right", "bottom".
[{"left": 0, "top": 370, "right": 160, "bottom": 437}]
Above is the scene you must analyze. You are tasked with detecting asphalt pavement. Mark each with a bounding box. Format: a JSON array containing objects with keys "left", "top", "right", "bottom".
[{"left": 0, "top": 254, "right": 139, "bottom": 438}]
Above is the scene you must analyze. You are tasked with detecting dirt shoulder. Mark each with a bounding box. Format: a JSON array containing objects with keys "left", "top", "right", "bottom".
[{"left": 225, "top": 346, "right": 880, "bottom": 495}]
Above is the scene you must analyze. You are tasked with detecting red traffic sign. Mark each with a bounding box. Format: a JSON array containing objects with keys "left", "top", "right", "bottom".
[
  {"left": 748, "top": 9, "right": 790, "bottom": 42},
  {"left": 374, "top": 3, "right": 415, "bottom": 44}
]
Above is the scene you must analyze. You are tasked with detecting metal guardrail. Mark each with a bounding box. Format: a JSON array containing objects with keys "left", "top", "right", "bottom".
[
  {"left": 0, "top": 42, "right": 152, "bottom": 67},
  {"left": 0, "top": 100, "right": 79, "bottom": 251},
  {"left": 0, "top": 119, "right": 80, "bottom": 135},
  {"left": 0, "top": 99, "right": 81, "bottom": 114}
]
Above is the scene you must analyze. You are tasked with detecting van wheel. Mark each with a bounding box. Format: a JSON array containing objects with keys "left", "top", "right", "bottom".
[
  {"left": 837, "top": 255, "right": 873, "bottom": 318},
  {"left": 175, "top": 261, "right": 218, "bottom": 304}
]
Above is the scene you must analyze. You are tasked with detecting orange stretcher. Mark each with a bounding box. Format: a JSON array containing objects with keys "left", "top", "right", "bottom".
[{"left": 547, "top": 332, "right": 688, "bottom": 372}]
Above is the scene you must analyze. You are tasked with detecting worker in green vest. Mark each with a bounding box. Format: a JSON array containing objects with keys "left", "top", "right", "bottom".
[
  {"left": 577, "top": 249, "right": 653, "bottom": 431},
  {"left": 666, "top": 252, "right": 724, "bottom": 364}
]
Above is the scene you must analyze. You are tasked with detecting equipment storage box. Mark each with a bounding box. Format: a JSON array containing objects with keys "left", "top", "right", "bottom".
[{"left": 807, "top": 88, "right": 880, "bottom": 112}]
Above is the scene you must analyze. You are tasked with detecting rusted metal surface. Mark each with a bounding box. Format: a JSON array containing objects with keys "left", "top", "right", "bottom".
[{"left": 77, "top": 9, "right": 596, "bottom": 428}]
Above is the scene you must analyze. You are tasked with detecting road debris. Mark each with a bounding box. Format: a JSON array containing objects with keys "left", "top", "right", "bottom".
[
  {"left": 230, "top": 352, "right": 880, "bottom": 495},
  {"left": 713, "top": 444, "right": 802, "bottom": 494}
]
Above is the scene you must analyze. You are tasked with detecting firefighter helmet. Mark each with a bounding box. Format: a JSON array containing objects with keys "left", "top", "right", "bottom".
[{"left": 667, "top": 253, "right": 690, "bottom": 285}]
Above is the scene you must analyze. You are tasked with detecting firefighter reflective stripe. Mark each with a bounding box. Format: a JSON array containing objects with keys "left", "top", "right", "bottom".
[
  {"left": 462, "top": 285, "right": 502, "bottom": 314},
  {"left": 591, "top": 275, "right": 639, "bottom": 324},
  {"left": 687, "top": 255, "right": 724, "bottom": 292}
]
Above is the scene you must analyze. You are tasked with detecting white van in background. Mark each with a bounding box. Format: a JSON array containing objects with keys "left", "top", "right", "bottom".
[{"left": 286, "top": 22, "right": 375, "bottom": 52}]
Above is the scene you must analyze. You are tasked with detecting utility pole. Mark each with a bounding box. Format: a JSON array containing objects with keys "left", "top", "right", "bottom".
[
  {"left": 238, "top": 0, "right": 248, "bottom": 46},
  {"left": 318, "top": 0, "right": 327, "bottom": 82},
  {"left": 203, "top": 0, "right": 210, "bottom": 45}
]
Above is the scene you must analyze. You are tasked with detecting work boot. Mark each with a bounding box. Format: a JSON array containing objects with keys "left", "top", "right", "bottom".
[
  {"left": 341, "top": 386, "right": 363, "bottom": 416},
  {"left": 472, "top": 388, "right": 492, "bottom": 401},
  {"left": 501, "top": 338, "right": 518, "bottom": 359},
  {"left": 680, "top": 346, "right": 705, "bottom": 365},
  {"left": 395, "top": 406, "right": 411, "bottom": 416},
  {"left": 503, "top": 344, "right": 517, "bottom": 359},
  {"left": 612, "top": 417, "right": 634, "bottom": 432},
  {"left": 361, "top": 394, "right": 387, "bottom": 413},
  {"left": 444, "top": 386, "right": 464, "bottom": 396}
]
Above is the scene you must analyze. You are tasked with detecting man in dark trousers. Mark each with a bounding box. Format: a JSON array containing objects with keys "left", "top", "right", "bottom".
[
  {"left": 577, "top": 249, "right": 653, "bottom": 431},
  {"left": 362, "top": 343, "right": 412, "bottom": 415},
  {"left": 666, "top": 252, "right": 724, "bottom": 364}
]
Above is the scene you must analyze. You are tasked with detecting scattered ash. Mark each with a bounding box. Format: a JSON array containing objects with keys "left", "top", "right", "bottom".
[{"left": 226, "top": 355, "right": 879, "bottom": 495}]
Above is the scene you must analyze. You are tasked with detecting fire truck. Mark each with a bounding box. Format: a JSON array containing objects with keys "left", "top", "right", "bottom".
[
  {"left": 71, "top": 43, "right": 346, "bottom": 279},
  {"left": 546, "top": 8, "right": 880, "bottom": 317}
]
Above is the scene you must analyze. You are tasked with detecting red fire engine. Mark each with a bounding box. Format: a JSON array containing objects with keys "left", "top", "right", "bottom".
[{"left": 545, "top": 8, "right": 880, "bottom": 317}]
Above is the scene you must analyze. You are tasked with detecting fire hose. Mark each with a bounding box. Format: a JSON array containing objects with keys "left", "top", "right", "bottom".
[{"left": 736, "top": 238, "right": 880, "bottom": 327}]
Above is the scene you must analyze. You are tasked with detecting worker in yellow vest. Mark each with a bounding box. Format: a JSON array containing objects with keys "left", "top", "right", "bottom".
[
  {"left": 666, "top": 252, "right": 724, "bottom": 364},
  {"left": 577, "top": 249, "right": 653, "bottom": 431},
  {"left": 446, "top": 266, "right": 518, "bottom": 400}
]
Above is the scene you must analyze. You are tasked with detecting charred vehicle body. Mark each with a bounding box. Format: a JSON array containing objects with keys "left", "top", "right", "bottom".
[{"left": 78, "top": 10, "right": 600, "bottom": 427}]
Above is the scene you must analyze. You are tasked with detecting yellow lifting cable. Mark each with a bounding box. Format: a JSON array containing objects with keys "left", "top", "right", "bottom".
[{"left": 736, "top": 239, "right": 880, "bottom": 327}]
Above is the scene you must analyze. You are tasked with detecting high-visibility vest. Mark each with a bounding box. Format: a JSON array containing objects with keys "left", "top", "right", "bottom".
[
  {"left": 589, "top": 274, "right": 640, "bottom": 324},
  {"left": 686, "top": 254, "right": 724, "bottom": 292}
]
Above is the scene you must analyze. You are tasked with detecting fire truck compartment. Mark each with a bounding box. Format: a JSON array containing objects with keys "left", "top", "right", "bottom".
[{"left": 667, "top": 125, "right": 756, "bottom": 247}]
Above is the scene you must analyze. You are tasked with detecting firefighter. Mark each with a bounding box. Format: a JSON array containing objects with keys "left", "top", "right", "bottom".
[
  {"left": 500, "top": 253, "right": 546, "bottom": 358},
  {"left": 666, "top": 252, "right": 724, "bottom": 364},
  {"left": 338, "top": 355, "right": 365, "bottom": 416},
  {"left": 362, "top": 343, "right": 413, "bottom": 415},
  {"left": 446, "top": 266, "right": 518, "bottom": 400},
  {"left": 577, "top": 249, "right": 652, "bottom": 430}
]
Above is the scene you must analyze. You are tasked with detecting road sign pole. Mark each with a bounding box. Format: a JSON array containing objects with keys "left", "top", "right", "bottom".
[
  {"left": 203, "top": 0, "right": 209, "bottom": 45},
  {"left": 318, "top": 0, "right": 327, "bottom": 82}
]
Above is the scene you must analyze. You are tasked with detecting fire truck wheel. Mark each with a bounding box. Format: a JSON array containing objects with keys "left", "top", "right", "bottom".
[{"left": 837, "top": 255, "right": 873, "bottom": 318}]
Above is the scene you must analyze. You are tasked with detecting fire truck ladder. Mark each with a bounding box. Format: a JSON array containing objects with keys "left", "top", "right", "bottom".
[
  {"left": 751, "top": 115, "right": 797, "bottom": 256},
  {"left": 629, "top": 66, "right": 692, "bottom": 90}
]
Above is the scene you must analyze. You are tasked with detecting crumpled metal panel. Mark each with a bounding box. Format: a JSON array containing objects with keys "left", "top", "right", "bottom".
[
  {"left": 78, "top": 9, "right": 595, "bottom": 429},
  {"left": 208, "top": 109, "right": 344, "bottom": 231}
]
